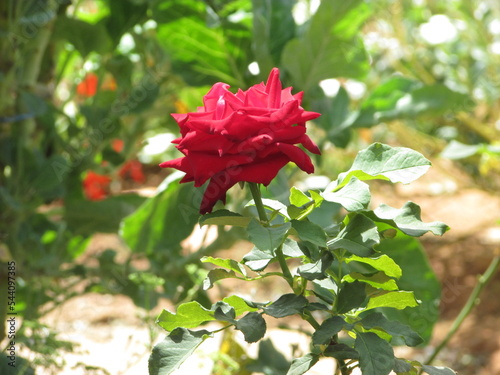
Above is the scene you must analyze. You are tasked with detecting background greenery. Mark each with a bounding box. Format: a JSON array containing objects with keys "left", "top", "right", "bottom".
[{"left": 0, "top": 0, "right": 499, "bottom": 374}]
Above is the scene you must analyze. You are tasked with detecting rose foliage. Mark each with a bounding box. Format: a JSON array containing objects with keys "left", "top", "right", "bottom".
[{"left": 160, "top": 68, "right": 321, "bottom": 214}]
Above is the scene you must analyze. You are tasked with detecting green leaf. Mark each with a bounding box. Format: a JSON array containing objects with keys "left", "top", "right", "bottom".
[
  {"left": 374, "top": 202, "right": 449, "bottom": 237},
  {"left": 289, "top": 187, "right": 311, "bottom": 207},
  {"left": 343, "top": 272, "right": 398, "bottom": 291},
  {"left": 281, "top": 0, "right": 371, "bottom": 93},
  {"left": 376, "top": 232, "right": 441, "bottom": 344},
  {"left": 360, "top": 312, "right": 423, "bottom": 347},
  {"left": 235, "top": 312, "right": 267, "bottom": 343},
  {"left": 366, "top": 291, "right": 419, "bottom": 311},
  {"left": 286, "top": 353, "right": 319, "bottom": 375},
  {"left": 203, "top": 269, "right": 241, "bottom": 290},
  {"left": 421, "top": 365, "right": 456, "bottom": 375},
  {"left": 312, "top": 316, "right": 349, "bottom": 345},
  {"left": 251, "top": 0, "right": 296, "bottom": 73},
  {"left": 264, "top": 294, "right": 308, "bottom": 318},
  {"left": 213, "top": 302, "right": 237, "bottom": 324},
  {"left": 298, "top": 252, "right": 333, "bottom": 280},
  {"left": 156, "top": 302, "right": 215, "bottom": 331},
  {"left": 291, "top": 220, "right": 327, "bottom": 247},
  {"left": 201, "top": 256, "right": 246, "bottom": 276},
  {"left": 282, "top": 238, "right": 306, "bottom": 258},
  {"left": 53, "top": 16, "right": 113, "bottom": 56},
  {"left": 148, "top": 328, "right": 212, "bottom": 375},
  {"left": 393, "top": 358, "right": 415, "bottom": 373},
  {"left": 156, "top": 4, "right": 251, "bottom": 86},
  {"left": 440, "top": 140, "right": 481, "bottom": 160},
  {"left": 354, "top": 77, "right": 421, "bottom": 127},
  {"left": 330, "top": 143, "right": 431, "bottom": 191},
  {"left": 324, "top": 344, "right": 360, "bottom": 360},
  {"left": 120, "top": 172, "right": 201, "bottom": 254},
  {"left": 199, "top": 209, "right": 251, "bottom": 227},
  {"left": 355, "top": 79, "right": 472, "bottom": 126},
  {"left": 222, "top": 295, "right": 259, "bottom": 317},
  {"left": 247, "top": 219, "right": 291, "bottom": 252},
  {"left": 242, "top": 246, "right": 274, "bottom": 271},
  {"left": 355, "top": 332, "right": 395, "bottom": 375},
  {"left": 328, "top": 214, "right": 379, "bottom": 256},
  {"left": 345, "top": 254, "right": 402, "bottom": 279},
  {"left": 322, "top": 177, "right": 371, "bottom": 211},
  {"left": 336, "top": 280, "right": 367, "bottom": 313}
]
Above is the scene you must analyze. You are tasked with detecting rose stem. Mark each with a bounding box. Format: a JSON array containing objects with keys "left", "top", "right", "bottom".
[
  {"left": 247, "top": 182, "right": 294, "bottom": 287},
  {"left": 422, "top": 255, "right": 500, "bottom": 369}
]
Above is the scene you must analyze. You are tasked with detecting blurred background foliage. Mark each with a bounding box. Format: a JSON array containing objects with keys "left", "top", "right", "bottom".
[{"left": 1, "top": 0, "right": 499, "bottom": 373}]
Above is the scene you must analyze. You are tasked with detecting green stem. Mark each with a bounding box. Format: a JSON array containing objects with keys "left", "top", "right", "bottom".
[
  {"left": 248, "top": 183, "right": 294, "bottom": 288},
  {"left": 248, "top": 182, "right": 269, "bottom": 225},
  {"left": 424, "top": 255, "right": 500, "bottom": 367}
]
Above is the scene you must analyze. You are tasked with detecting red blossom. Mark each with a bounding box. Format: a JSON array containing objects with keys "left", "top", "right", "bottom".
[
  {"left": 119, "top": 160, "right": 146, "bottom": 183},
  {"left": 160, "top": 68, "right": 321, "bottom": 214},
  {"left": 77, "top": 73, "right": 99, "bottom": 98},
  {"left": 82, "top": 171, "right": 111, "bottom": 201}
]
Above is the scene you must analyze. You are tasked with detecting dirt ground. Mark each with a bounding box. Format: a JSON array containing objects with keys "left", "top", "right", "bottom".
[{"left": 21, "top": 159, "right": 500, "bottom": 375}]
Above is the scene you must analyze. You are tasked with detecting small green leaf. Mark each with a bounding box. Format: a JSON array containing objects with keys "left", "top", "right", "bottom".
[
  {"left": 201, "top": 256, "right": 246, "bottom": 276},
  {"left": 393, "top": 358, "right": 415, "bottom": 373},
  {"left": 222, "top": 295, "right": 259, "bottom": 317},
  {"left": 336, "top": 281, "right": 367, "bottom": 313},
  {"left": 203, "top": 269, "right": 241, "bottom": 290},
  {"left": 343, "top": 272, "right": 398, "bottom": 291},
  {"left": 264, "top": 294, "right": 308, "bottom": 318},
  {"left": 235, "top": 312, "right": 267, "bottom": 343},
  {"left": 156, "top": 302, "right": 214, "bottom": 331},
  {"left": 355, "top": 332, "right": 395, "bottom": 375},
  {"left": 366, "top": 291, "right": 419, "bottom": 311},
  {"left": 322, "top": 177, "right": 371, "bottom": 211},
  {"left": 148, "top": 328, "right": 212, "bottom": 375},
  {"left": 360, "top": 312, "right": 423, "bottom": 347},
  {"left": 199, "top": 209, "right": 251, "bottom": 227},
  {"left": 324, "top": 344, "right": 360, "bottom": 360},
  {"left": 291, "top": 220, "right": 327, "bottom": 247},
  {"left": 328, "top": 214, "right": 379, "bottom": 256},
  {"left": 247, "top": 219, "right": 291, "bottom": 252},
  {"left": 298, "top": 253, "right": 333, "bottom": 280},
  {"left": 345, "top": 254, "right": 402, "bottom": 279},
  {"left": 373, "top": 202, "right": 449, "bottom": 237},
  {"left": 312, "top": 316, "right": 349, "bottom": 345},
  {"left": 290, "top": 186, "right": 311, "bottom": 207},
  {"left": 286, "top": 353, "right": 319, "bottom": 375},
  {"left": 213, "top": 302, "right": 236, "bottom": 324},
  {"left": 421, "top": 365, "right": 457, "bottom": 375}
]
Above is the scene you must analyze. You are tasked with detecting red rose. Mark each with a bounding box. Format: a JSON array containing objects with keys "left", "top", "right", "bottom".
[{"left": 160, "top": 68, "right": 321, "bottom": 214}]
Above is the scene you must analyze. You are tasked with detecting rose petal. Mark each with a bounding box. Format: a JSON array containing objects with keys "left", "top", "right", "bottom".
[{"left": 276, "top": 143, "right": 315, "bottom": 173}]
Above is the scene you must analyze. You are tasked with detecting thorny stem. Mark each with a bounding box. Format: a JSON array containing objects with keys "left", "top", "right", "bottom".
[{"left": 423, "top": 255, "right": 500, "bottom": 369}]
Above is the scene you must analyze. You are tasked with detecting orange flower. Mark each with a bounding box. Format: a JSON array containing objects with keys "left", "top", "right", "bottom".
[
  {"left": 112, "top": 139, "right": 124, "bottom": 153},
  {"left": 77, "top": 73, "right": 99, "bottom": 97},
  {"left": 83, "top": 171, "right": 111, "bottom": 200}
]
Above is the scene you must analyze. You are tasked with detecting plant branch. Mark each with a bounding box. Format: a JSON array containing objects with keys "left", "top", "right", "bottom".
[{"left": 424, "top": 255, "right": 500, "bottom": 367}]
